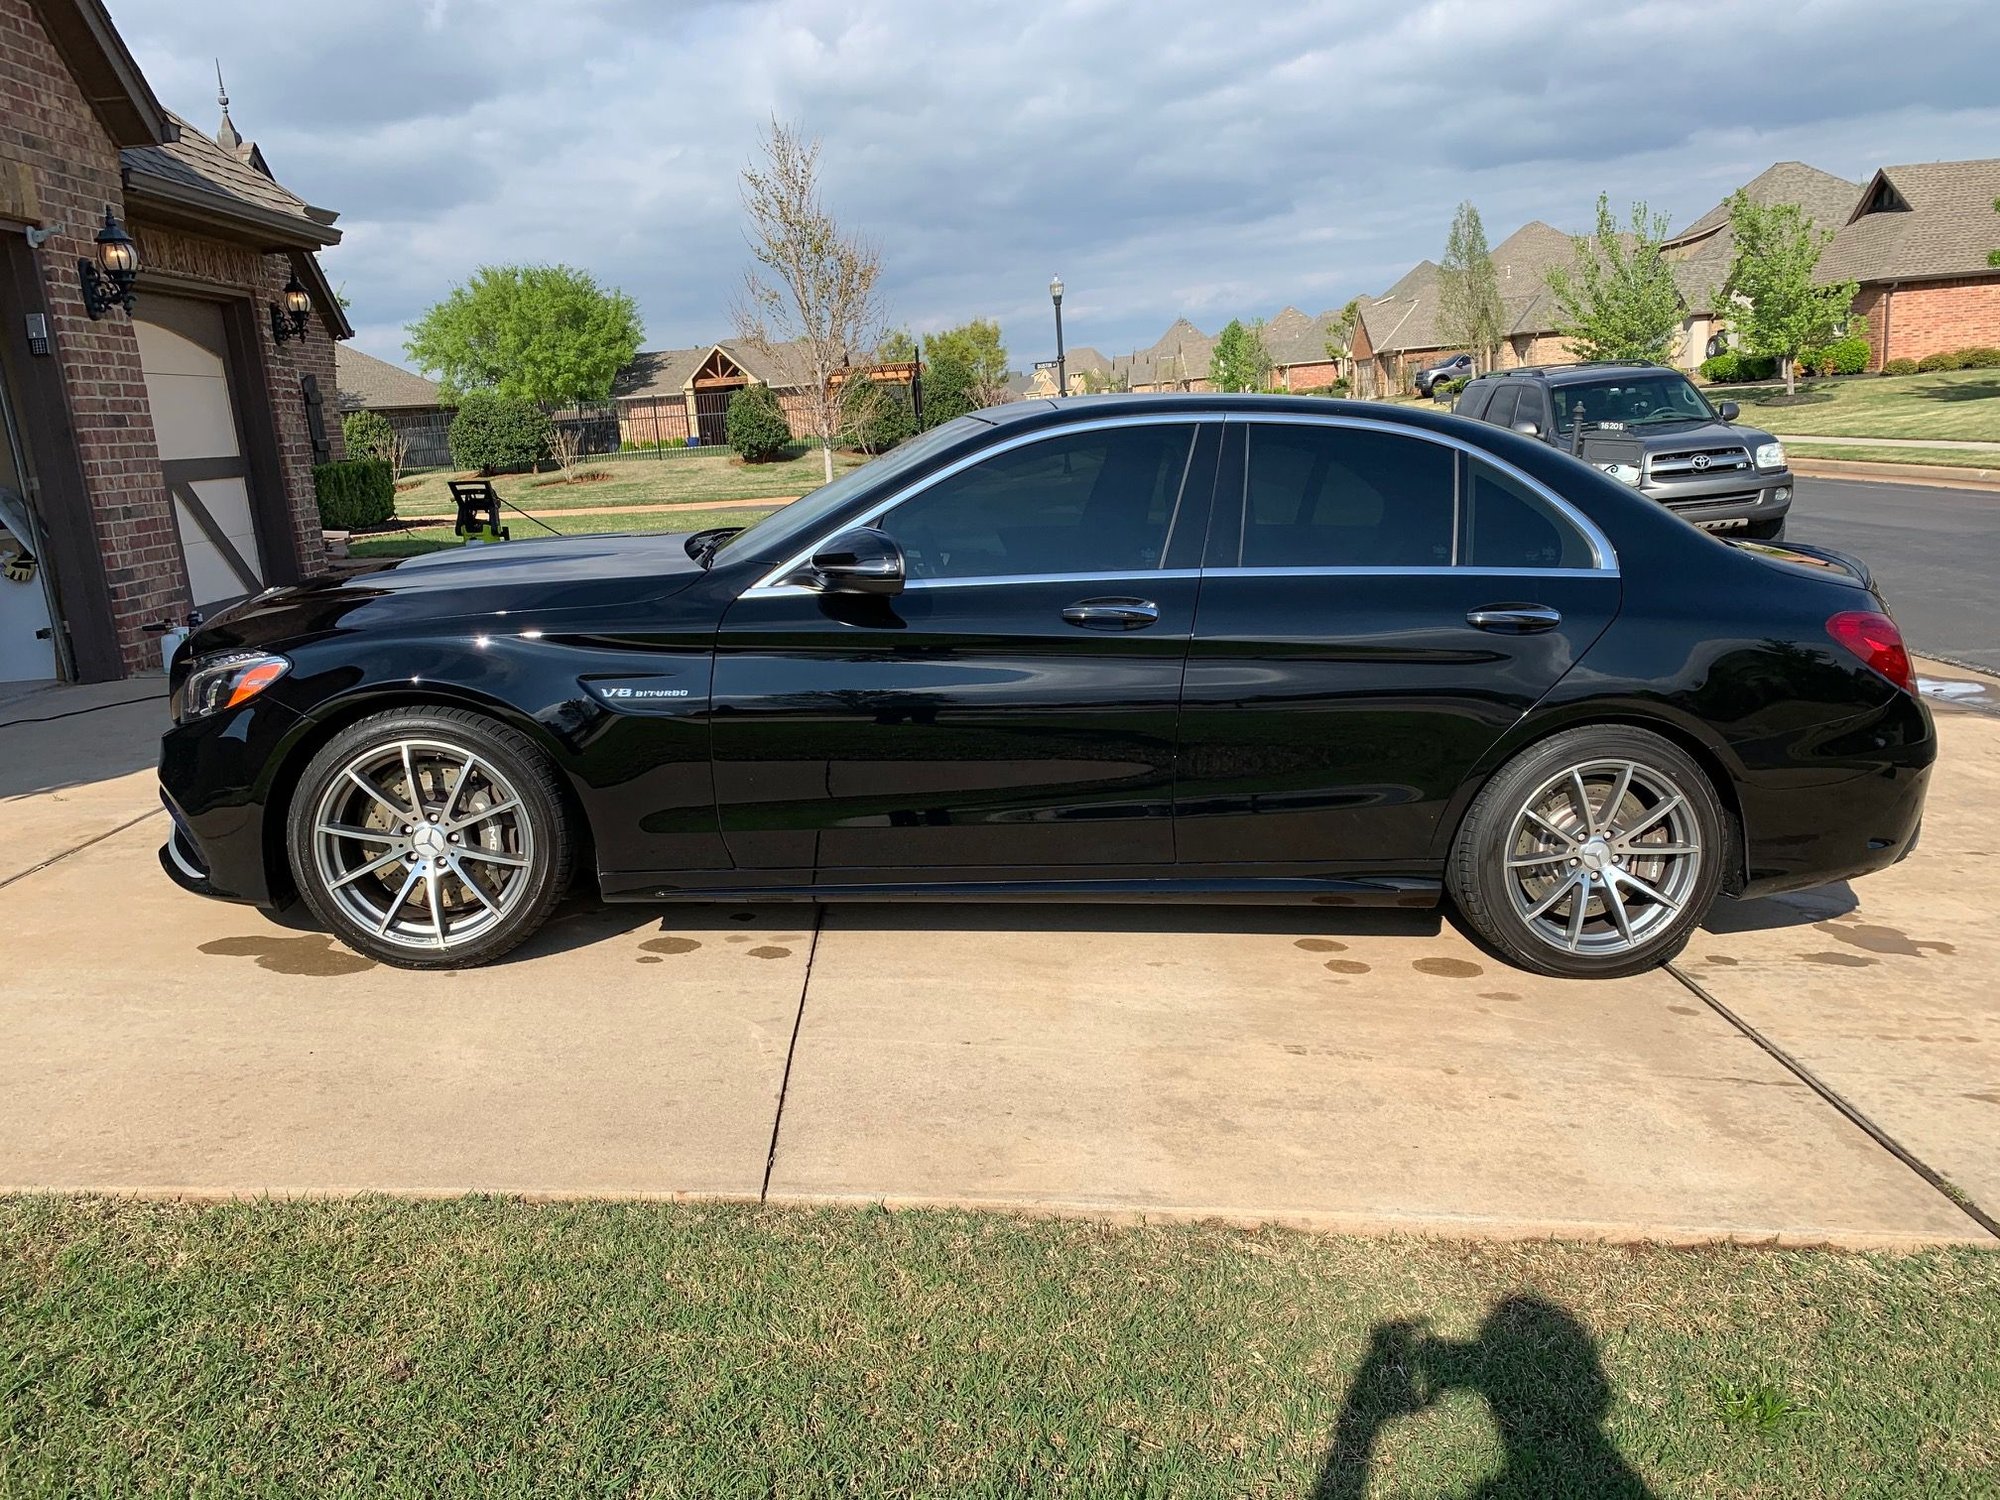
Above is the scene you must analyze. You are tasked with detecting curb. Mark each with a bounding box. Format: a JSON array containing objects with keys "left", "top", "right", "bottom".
[{"left": 1791, "top": 457, "right": 2000, "bottom": 491}]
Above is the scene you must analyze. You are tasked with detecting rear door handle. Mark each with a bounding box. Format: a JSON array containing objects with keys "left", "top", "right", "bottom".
[
  {"left": 1062, "top": 597, "right": 1160, "bottom": 631},
  {"left": 1466, "top": 603, "right": 1563, "bottom": 634}
]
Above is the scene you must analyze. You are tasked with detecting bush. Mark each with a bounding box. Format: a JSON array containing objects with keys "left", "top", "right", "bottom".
[
  {"left": 844, "top": 382, "right": 917, "bottom": 455},
  {"left": 1820, "top": 337, "right": 1871, "bottom": 375},
  {"left": 1698, "top": 352, "right": 1739, "bottom": 383},
  {"left": 312, "top": 458, "right": 395, "bottom": 530},
  {"left": 726, "top": 383, "right": 793, "bottom": 462},
  {"left": 1699, "top": 352, "right": 1779, "bottom": 384},
  {"left": 1916, "top": 350, "right": 1963, "bottom": 373},
  {"left": 341, "top": 409, "right": 394, "bottom": 461},
  {"left": 447, "top": 391, "right": 550, "bottom": 473},
  {"left": 1434, "top": 376, "right": 1469, "bottom": 397},
  {"left": 1882, "top": 357, "right": 1919, "bottom": 375},
  {"left": 1956, "top": 346, "right": 2000, "bottom": 369}
]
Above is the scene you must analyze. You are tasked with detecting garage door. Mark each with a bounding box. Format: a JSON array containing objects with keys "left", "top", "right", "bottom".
[{"left": 135, "top": 297, "right": 265, "bottom": 610}]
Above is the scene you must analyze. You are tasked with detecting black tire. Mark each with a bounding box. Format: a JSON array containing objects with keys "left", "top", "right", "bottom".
[
  {"left": 1744, "top": 517, "right": 1786, "bottom": 541},
  {"left": 286, "top": 707, "right": 574, "bottom": 969},
  {"left": 1447, "top": 725, "right": 1731, "bottom": 980}
]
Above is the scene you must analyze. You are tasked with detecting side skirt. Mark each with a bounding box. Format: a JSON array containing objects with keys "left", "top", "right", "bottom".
[{"left": 598, "top": 870, "right": 1442, "bottom": 908}]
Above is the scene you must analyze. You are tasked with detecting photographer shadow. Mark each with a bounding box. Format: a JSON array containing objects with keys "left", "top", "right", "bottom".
[{"left": 1314, "top": 1296, "right": 1654, "bottom": 1499}]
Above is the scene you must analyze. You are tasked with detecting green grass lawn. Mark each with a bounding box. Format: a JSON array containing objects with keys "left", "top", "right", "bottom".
[
  {"left": 1786, "top": 441, "right": 2000, "bottom": 471},
  {"left": 349, "top": 504, "right": 783, "bottom": 559},
  {"left": 1713, "top": 369, "right": 2000, "bottom": 441},
  {"left": 3, "top": 1197, "right": 1997, "bottom": 1497},
  {"left": 392, "top": 448, "right": 864, "bottom": 519}
]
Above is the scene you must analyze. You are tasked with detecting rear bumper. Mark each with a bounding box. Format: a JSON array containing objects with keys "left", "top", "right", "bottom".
[
  {"left": 1733, "top": 692, "right": 1935, "bottom": 899},
  {"left": 1641, "top": 469, "right": 1795, "bottom": 530}
]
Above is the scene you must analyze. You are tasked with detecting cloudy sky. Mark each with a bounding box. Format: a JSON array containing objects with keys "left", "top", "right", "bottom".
[{"left": 107, "top": 0, "right": 2000, "bottom": 372}]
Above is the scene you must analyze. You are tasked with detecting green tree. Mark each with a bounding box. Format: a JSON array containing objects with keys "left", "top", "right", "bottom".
[
  {"left": 1324, "top": 297, "right": 1361, "bottom": 362},
  {"left": 447, "top": 391, "right": 550, "bottom": 474},
  {"left": 1438, "top": 202, "right": 1505, "bottom": 372},
  {"left": 1545, "top": 195, "right": 1684, "bottom": 365},
  {"left": 1717, "top": 191, "right": 1859, "bottom": 396},
  {"left": 405, "top": 264, "right": 643, "bottom": 408},
  {"left": 1211, "top": 318, "right": 1272, "bottom": 392},
  {"left": 922, "top": 319, "right": 1010, "bottom": 413},
  {"left": 725, "top": 383, "right": 794, "bottom": 462}
]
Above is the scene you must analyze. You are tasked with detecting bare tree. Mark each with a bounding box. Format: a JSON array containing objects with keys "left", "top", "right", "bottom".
[
  {"left": 735, "top": 121, "right": 884, "bottom": 483},
  {"left": 547, "top": 420, "right": 588, "bottom": 483}
]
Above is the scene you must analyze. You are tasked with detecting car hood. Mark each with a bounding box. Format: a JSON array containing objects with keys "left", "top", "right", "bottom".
[
  {"left": 189, "top": 531, "right": 712, "bottom": 655},
  {"left": 1579, "top": 417, "right": 1778, "bottom": 452}
]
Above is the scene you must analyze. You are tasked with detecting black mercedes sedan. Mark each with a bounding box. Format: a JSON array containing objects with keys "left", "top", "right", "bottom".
[{"left": 158, "top": 396, "right": 1932, "bottom": 979}]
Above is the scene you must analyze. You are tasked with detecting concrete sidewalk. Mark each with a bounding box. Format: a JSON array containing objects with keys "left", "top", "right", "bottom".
[{"left": 1, "top": 679, "right": 1993, "bottom": 1249}]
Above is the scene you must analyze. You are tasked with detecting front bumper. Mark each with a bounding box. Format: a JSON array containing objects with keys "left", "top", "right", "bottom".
[
  {"left": 157, "top": 694, "right": 308, "bottom": 908},
  {"left": 1640, "top": 468, "right": 1795, "bottom": 530}
]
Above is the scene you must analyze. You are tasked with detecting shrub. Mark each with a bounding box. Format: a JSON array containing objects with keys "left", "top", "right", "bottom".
[
  {"left": 1699, "top": 352, "right": 1739, "bottom": 383},
  {"left": 726, "top": 383, "right": 793, "bottom": 462},
  {"left": 844, "top": 382, "right": 917, "bottom": 454},
  {"left": 1916, "top": 350, "right": 1963, "bottom": 373},
  {"left": 447, "top": 391, "right": 551, "bottom": 473},
  {"left": 1434, "top": 376, "right": 1469, "bottom": 397},
  {"left": 1825, "top": 337, "right": 1871, "bottom": 375},
  {"left": 341, "top": 409, "right": 394, "bottom": 461},
  {"left": 1882, "top": 357, "right": 1919, "bottom": 375},
  {"left": 312, "top": 458, "right": 394, "bottom": 530},
  {"left": 1957, "top": 346, "right": 2000, "bottom": 369}
]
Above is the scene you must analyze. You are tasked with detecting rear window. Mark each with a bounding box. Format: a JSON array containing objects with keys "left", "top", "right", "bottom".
[{"left": 1485, "top": 385, "right": 1520, "bottom": 427}]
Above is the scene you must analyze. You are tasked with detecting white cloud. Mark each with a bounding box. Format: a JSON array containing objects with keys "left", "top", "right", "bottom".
[{"left": 106, "top": 0, "right": 2000, "bottom": 368}]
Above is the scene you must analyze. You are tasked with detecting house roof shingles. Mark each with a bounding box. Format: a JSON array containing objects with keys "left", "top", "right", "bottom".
[
  {"left": 1817, "top": 159, "right": 2000, "bottom": 285},
  {"left": 121, "top": 112, "right": 340, "bottom": 248},
  {"left": 334, "top": 348, "right": 441, "bottom": 411},
  {"left": 1670, "top": 161, "right": 1860, "bottom": 248}
]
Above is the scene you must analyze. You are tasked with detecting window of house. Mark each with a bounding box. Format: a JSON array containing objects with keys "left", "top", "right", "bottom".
[
  {"left": 884, "top": 423, "right": 1195, "bottom": 580},
  {"left": 1240, "top": 424, "right": 1455, "bottom": 568}
]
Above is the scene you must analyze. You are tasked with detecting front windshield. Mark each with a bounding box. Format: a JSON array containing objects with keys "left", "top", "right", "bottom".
[
  {"left": 709, "top": 415, "right": 987, "bottom": 563},
  {"left": 1550, "top": 373, "right": 1714, "bottom": 432}
]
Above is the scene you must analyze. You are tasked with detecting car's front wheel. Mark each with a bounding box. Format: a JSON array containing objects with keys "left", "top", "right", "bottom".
[
  {"left": 287, "top": 707, "right": 574, "bottom": 968},
  {"left": 1447, "top": 726, "right": 1729, "bottom": 979}
]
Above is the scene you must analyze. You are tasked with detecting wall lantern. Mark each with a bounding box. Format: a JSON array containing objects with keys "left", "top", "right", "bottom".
[
  {"left": 77, "top": 206, "right": 140, "bottom": 319},
  {"left": 270, "top": 273, "right": 313, "bottom": 344}
]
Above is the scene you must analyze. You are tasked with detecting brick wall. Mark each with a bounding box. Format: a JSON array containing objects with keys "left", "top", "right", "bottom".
[
  {"left": 1855, "top": 278, "right": 2000, "bottom": 368},
  {"left": 1276, "top": 359, "right": 1341, "bottom": 391},
  {"left": 1, "top": 0, "right": 180, "bottom": 670},
  {"left": 1496, "top": 333, "right": 1573, "bottom": 370},
  {"left": 2, "top": 0, "right": 337, "bottom": 673}
]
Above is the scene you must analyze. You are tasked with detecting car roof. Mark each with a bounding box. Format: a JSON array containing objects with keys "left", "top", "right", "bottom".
[
  {"left": 970, "top": 392, "right": 1492, "bottom": 441},
  {"left": 1469, "top": 361, "right": 1678, "bottom": 386}
]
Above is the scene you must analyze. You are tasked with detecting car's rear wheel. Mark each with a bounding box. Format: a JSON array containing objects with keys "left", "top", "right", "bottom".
[
  {"left": 1448, "top": 726, "right": 1729, "bottom": 979},
  {"left": 287, "top": 707, "right": 573, "bottom": 969}
]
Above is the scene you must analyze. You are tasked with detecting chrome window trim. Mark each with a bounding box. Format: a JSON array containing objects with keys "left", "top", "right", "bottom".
[
  {"left": 1201, "top": 565, "right": 1618, "bottom": 580},
  {"left": 749, "top": 413, "right": 1222, "bottom": 591},
  {"left": 746, "top": 407, "right": 1617, "bottom": 593},
  {"left": 741, "top": 568, "right": 1202, "bottom": 601}
]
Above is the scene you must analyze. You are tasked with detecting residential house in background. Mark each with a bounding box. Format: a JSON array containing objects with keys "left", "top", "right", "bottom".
[
  {"left": 0, "top": 0, "right": 348, "bottom": 684},
  {"left": 334, "top": 346, "right": 446, "bottom": 466},
  {"left": 1817, "top": 158, "right": 2000, "bottom": 369},
  {"left": 1663, "top": 161, "right": 1860, "bottom": 370},
  {"left": 612, "top": 339, "right": 817, "bottom": 447}
]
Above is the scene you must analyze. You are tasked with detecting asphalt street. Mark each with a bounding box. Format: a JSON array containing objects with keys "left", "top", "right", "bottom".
[{"left": 1786, "top": 476, "right": 1999, "bottom": 670}]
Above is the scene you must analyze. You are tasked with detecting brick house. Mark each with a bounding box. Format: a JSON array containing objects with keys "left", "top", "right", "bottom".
[
  {"left": 334, "top": 346, "right": 446, "bottom": 467},
  {"left": 613, "top": 340, "right": 824, "bottom": 448},
  {"left": 1664, "top": 161, "right": 1860, "bottom": 371},
  {"left": 1816, "top": 159, "right": 2000, "bottom": 369},
  {"left": 0, "top": 0, "right": 348, "bottom": 684}
]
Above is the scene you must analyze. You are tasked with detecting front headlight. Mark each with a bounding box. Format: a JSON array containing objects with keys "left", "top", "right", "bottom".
[
  {"left": 1755, "top": 441, "right": 1786, "bottom": 471},
  {"left": 1596, "top": 461, "right": 1642, "bottom": 486},
  {"left": 173, "top": 651, "right": 289, "bottom": 723}
]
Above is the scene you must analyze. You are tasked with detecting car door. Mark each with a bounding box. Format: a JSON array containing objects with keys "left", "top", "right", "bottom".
[
  {"left": 710, "top": 417, "right": 1218, "bottom": 875},
  {"left": 1173, "top": 416, "right": 1621, "bottom": 871}
]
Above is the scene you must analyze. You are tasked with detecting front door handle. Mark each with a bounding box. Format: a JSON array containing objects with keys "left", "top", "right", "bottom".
[
  {"left": 1466, "top": 603, "right": 1563, "bottom": 634},
  {"left": 1062, "top": 597, "right": 1160, "bottom": 631}
]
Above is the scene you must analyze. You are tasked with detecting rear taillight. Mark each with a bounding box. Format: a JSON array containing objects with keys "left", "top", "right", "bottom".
[{"left": 1827, "top": 610, "right": 1915, "bottom": 694}]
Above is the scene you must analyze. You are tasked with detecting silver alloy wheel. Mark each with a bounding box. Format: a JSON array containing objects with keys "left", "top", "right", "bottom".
[
  {"left": 309, "top": 737, "right": 536, "bottom": 953},
  {"left": 1503, "top": 757, "right": 1703, "bottom": 958}
]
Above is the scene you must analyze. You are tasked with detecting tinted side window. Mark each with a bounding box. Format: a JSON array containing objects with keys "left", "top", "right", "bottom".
[
  {"left": 1455, "top": 383, "right": 1493, "bottom": 420},
  {"left": 1485, "top": 385, "right": 1519, "bottom": 427},
  {"left": 1463, "top": 459, "right": 1596, "bottom": 570},
  {"left": 886, "top": 424, "right": 1194, "bottom": 580},
  {"left": 1241, "top": 425, "right": 1454, "bottom": 568}
]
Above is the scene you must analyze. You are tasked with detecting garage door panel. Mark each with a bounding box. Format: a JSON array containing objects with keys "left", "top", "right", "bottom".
[
  {"left": 133, "top": 319, "right": 226, "bottom": 381},
  {"left": 144, "top": 372, "right": 242, "bottom": 461}
]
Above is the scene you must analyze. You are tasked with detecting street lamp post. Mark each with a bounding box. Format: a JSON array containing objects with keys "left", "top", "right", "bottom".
[{"left": 1049, "top": 274, "right": 1066, "bottom": 397}]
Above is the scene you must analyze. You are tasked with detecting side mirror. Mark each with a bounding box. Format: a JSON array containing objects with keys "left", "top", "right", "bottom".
[
  {"left": 1511, "top": 419, "right": 1541, "bottom": 438},
  {"left": 1716, "top": 400, "right": 1740, "bottom": 422},
  {"left": 810, "top": 526, "right": 904, "bottom": 595}
]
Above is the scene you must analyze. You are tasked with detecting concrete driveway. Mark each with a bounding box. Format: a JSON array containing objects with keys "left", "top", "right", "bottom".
[{"left": 1, "top": 677, "right": 1993, "bottom": 1249}]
